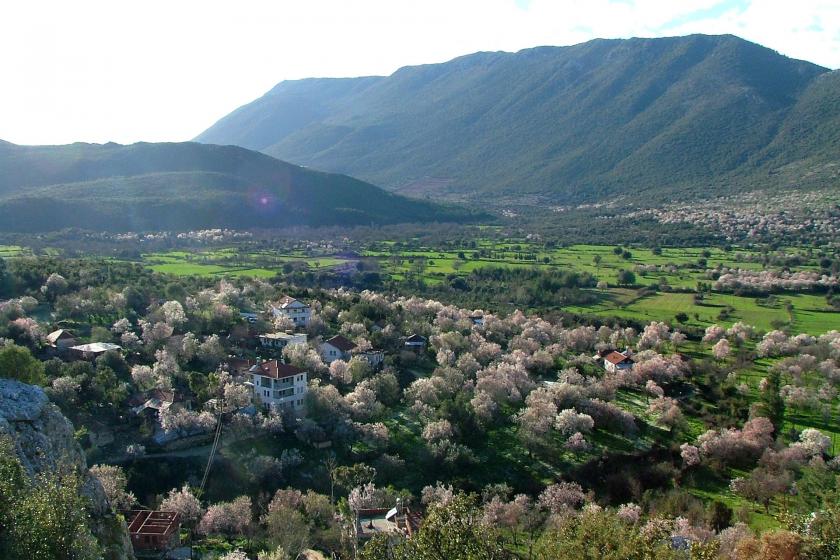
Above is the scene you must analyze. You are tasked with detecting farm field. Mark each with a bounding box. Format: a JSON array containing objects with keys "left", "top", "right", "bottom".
[
  {"left": 0, "top": 245, "right": 30, "bottom": 257},
  {"left": 365, "top": 243, "right": 810, "bottom": 288},
  {"left": 135, "top": 243, "right": 838, "bottom": 336},
  {"left": 142, "top": 250, "right": 344, "bottom": 278},
  {"left": 565, "top": 291, "right": 837, "bottom": 334}
]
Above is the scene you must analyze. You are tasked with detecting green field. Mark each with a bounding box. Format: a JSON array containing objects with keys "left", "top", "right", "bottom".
[
  {"left": 133, "top": 243, "right": 838, "bottom": 335},
  {"left": 142, "top": 250, "right": 344, "bottom": 278},
  {"left": 0, "top": 245, "right": 29, "bottom": 257},
  {"left": 566, "top": 291, "right": 836, "bottom": 334},
  {"left": 3, "top": 239, "right": 831, "bottom": 336},
  {"left": 367, "top": 243, "right": 837, "bottom": 335}
]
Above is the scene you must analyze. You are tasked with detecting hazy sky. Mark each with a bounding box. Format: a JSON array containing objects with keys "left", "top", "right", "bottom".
[{"left": 2, "top": 0, "right": 838, "bottom": 145}]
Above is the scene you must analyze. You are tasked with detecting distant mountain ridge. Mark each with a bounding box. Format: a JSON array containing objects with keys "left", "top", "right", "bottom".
[
  {"left": 0, "top": 141, "right": 478, "bottom": 232},
  {"left": 196, "top": 34, "right": 839, "bottom": 203}
]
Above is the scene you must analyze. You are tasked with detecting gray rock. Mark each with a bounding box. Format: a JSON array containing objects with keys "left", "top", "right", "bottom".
[
  {"left": 0, "top": 377, "right": 49, "bottom": 420},
  {"left": 0, "top": 378, "right": 135, "bottom": 559}
]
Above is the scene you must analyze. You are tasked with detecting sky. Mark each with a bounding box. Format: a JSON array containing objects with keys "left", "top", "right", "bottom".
[{"left": 1, "top": 0, "right": 838, "bottom": 145}]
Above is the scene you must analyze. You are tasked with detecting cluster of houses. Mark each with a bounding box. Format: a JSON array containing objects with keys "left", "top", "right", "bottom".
[
  {"left": 45, "top": 296, "right": 430, "bottom": 441},
  {"left": 41, "top": 297, "right": 431, "bottom": 558},
  {"left": 235, "top": 296, "right": 426, "bottom": 416}
]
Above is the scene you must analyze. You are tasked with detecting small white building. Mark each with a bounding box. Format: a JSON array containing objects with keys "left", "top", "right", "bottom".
[
  {"left": 320, "top": 335, "right": 357, "bottom": 363},
  {"left": 358, "top": 349, "right": 386, "bottom": 370},
  {"left": 603, "top": 351, "right": 634, "bottom": 373},
  {"left": 259, "top": 332, "right": 308, "bottom": 350},
  {"left": 271, "top": 296, "right": 311, "bottom": 328},
  {"left": 248, "top": 360, "right": 308, "bottom": 413}
]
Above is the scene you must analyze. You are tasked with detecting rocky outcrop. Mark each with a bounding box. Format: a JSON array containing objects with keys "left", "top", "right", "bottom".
[{"left": 0, "top": 378, "right": 134, "bottom": 560}]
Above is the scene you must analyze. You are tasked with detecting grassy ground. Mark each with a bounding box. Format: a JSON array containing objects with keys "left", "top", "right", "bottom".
[
  {"left": 142, "top": 250, "right": 345, "bottom": 278},
  {"left": 566, "top": 291, "right": 836, "bottom": 334}
]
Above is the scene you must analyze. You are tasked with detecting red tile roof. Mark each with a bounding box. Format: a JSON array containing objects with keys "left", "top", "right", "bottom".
[
  {"left": 249, "top": 359, "right": 305, "bottom": 379},
  {"left": 277, "top": 295, "right": 306, "bottom": 309},
  {"left": 325, "top": 335, "right": 356, "bottom": 352},
  {"left": 605, "top": 351, "right": 632, "bottom": 365}
]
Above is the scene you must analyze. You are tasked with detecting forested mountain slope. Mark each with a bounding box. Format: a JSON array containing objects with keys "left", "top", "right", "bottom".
[
  {"left": 197, "top": 34, "right": 838, "bottom": 203},
  {"left": 0, "top": 141, "right": 478, "bottom": 232}
]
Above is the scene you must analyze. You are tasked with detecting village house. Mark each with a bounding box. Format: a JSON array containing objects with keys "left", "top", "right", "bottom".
[
  {"left": 258, "top": 331, "right": 308, "bottom": 350},
  {"left": 69, "top": 342, "right": 122, "bottom": 360},
  {"left": 271, "top": 296, "right": 311, "bottom": 328},
  {"left": 403, "top": 333, "right": 428, "bottom": 352},
  {"left": 46, "top": 329, "right": 78, "bottom": 348},
  {"left": 247, "top": 359, "right": 308, "bottom": 413},
  {"left": 128, "top": 388, "right": 190, "bottom": 417},
  {"left": 603, "top": 350, "right": 634, "bottom": 373},
  {"left": 358, "top": 349, "right": 386, "bottom": 370},
  {"left": 125, "top": 510, "right": 181, "bottom": 553},
  {"left": 320, "top": 334, "right": 357, "bottom": 363}
]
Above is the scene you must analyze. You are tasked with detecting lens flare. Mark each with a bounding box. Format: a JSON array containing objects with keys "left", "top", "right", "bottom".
[{"left": 247, "top": 187, "right": 281, "bottom": 214}]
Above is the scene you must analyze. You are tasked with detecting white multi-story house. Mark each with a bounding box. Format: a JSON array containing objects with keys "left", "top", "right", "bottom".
[
  {"left": 258, "top": 332, "right": 308, "bottom": 350},
  {"left": 271, "top": 296, "right": 311, "bottom": 328},
  {"left": 248, "top": 360, "right": 308, "bottom": 414}
]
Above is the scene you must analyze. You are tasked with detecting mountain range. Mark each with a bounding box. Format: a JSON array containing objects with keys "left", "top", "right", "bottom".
[
  {"left": 197, "top": 34, "right": 840, "bottom": 204},
  {"left": 0, "top": 141, "right": 477, "bottom": 232}
]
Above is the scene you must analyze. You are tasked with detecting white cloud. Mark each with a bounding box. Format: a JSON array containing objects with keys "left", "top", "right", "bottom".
[{"left": 0, "top": 0, "right": 836, "bottom": 145}]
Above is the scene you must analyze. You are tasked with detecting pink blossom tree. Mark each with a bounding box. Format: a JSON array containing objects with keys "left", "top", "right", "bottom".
[
  {"left": 198, "top": 496, "right": 252, "bottom": 536},
  {"left": 538, "top": 482, "right": 586, "bottom": 513},
  {"left": 713, "top": 338, "right": 731, "bottom": 360}
]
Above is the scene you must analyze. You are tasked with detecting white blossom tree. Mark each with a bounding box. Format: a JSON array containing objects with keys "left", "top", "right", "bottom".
[{"left": 160, "top": 484, "right": 203, "bottom": 529}]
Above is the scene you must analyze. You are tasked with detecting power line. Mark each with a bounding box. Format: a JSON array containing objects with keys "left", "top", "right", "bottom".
[{"left": 199, "top": 410, "right": 224, "bottom": 494}]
